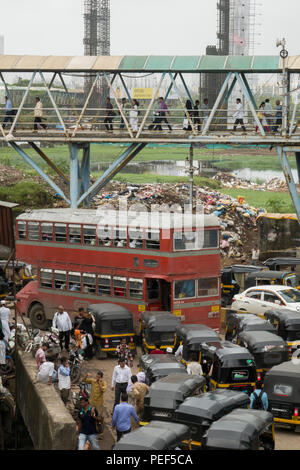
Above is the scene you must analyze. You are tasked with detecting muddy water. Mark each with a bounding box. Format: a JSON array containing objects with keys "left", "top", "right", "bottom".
[{"left": 91, "top": 160, "right": 295, "bottom": 183}]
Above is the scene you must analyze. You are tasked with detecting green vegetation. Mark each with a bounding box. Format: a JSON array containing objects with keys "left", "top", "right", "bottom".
[
  {"left": 0, "top": 182, "right": 54, "bottom": 209},
  {"left": 219, "top": 188, "right": 294, "bottom": 213}
]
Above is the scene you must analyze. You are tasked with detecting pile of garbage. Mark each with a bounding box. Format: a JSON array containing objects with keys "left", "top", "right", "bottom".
[
  {"left": 91, "top": 181, "right": 265, "bottom": 260},
  {"left": 213, "top": 172, "right": 287, "bottom": 192}
]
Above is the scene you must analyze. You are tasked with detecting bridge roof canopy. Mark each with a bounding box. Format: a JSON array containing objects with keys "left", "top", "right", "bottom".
[{"left": 0, "top": 54, "right": 296, "bottom": 73}]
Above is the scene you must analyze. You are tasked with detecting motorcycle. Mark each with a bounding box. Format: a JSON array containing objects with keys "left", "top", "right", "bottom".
[
  {"left": 69, "top": 348, "right": 84, "bottom": 384},
  {"left": 72, "top": 381, "right": 90, "bottom": 410}
]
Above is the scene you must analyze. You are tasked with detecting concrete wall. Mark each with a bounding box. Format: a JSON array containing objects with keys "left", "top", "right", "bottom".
[{"left": 16, "top": 351, "right": 76, "bottom": 450}]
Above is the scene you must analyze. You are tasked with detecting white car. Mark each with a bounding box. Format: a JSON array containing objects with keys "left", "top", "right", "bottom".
[{"left": 231, "top": 285, "right": 300, "bottom": 314}]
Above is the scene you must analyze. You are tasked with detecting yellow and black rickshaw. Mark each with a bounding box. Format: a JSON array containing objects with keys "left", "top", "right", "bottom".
[
  {"left": 140, "top": 311, "right": 181, "bottom": 354},
  {"left": 204, "top": 341, "right": 257, "bottom": 395},
  {"left": 264, "top": 308, "right": 300, "bottom": 358},
  {"left": 139, "top": 354, "right": 187, "bottom": 385},
  {"left": 175, "top": 324, "right": 221, "bottom": 371},
  {"left": 237, "top": 330, "right": 289, "bottom": 382},
  {"left": 264, "top": 257, "right": 300, "bottom": 275},
  {"left": 140, "top": 373, "right": 206, "bottom": 426},
  {"left": 88, "top": 303, "right": 136, "bottom": 358},
  {"left": 245, "top": 270, "right": 298, "bottom": 289},
  {"left": 264, "top": 361, "right": 300, "bottom": 431},
  {"left": 174, "top": 389, "right": 250, "bottom": 449},
  {"left": 221, "top": 265, "right": 264, "bottom": 306},
  {"left": 113, "top": 421, "right": 191, "bottom": 450},
  {"left": 225, "top": 312, "right": 277, "bottom": 342},
  {"left": 203, "top": 408, "right": 275, "bottom": 450}
]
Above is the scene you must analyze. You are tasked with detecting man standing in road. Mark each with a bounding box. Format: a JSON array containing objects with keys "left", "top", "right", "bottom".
[
  {"left": 0, "top": 300, "right": 11, "bottom": 342},
  {"left": 82, "top": 370, "right": 107, "bottom": 439},
  {"left": 77, "top": 397, "right": 101, "bottom": 450},
  {"left": 111, "top": 392, "right": 139, "bottom": 441},
  {"left": 250, "top": 381, "right": 269, "bottom": 411},
  {"left": 58, "top": 357, "right": 71, "bottom": 405},
  {"left": 111, "top": 359, "right": 132, "bottom": 409},
  {"left": 187, "top": 353, "right": 203, "bottom": 376},
  {"left": 116, "top": 338, "right": 133, "bottom": 367},
  {"left": 131, "top": 375, "right": 149, "bottom": 416},
  {"left": 52, "top": 305, "right": 72, "bottom": 352}
]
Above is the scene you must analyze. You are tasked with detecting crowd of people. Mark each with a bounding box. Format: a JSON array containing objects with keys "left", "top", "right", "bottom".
[{"left": 2, "top": 94, "right": 284, "bottom": 135}]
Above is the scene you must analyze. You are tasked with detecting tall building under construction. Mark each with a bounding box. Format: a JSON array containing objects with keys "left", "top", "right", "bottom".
[
  {"left": 200, "top": 0, "right": 256, "bottom": 106},
  {"left": 83, "top": 0, "right": 110, "bottom": 104}
]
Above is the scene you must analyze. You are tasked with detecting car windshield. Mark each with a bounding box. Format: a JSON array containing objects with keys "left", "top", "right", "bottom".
[{"left": 278, "top": 289, "right": 300, "bottom": 303}]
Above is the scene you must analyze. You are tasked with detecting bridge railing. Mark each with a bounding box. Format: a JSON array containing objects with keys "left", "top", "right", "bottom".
[{"left": 0, "top": 105, "right": 292, "bottom": 137}]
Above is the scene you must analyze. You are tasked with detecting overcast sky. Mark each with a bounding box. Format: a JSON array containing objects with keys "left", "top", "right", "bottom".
[{"left": 0, "top": 0, "right": 299, "bottom": 57}]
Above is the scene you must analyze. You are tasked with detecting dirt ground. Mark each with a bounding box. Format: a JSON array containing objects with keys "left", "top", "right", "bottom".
[{"left": 74, "top": 351, "right": 300, "bottom": 451}]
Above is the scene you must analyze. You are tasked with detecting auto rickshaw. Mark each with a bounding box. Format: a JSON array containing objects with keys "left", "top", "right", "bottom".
[
  {"left": 204, "top": 341, "right": 257, "bottom": 394},
  {"left": 264, "top": 257, "right": 300, "bottom": 275},
  {"left": 88, "top": 303, "right": 136, "bottom": 358},
  {"left": 175, "top": 324, "right": 221, "bottom": 370},
  {"left": 245, "top": 271, "right": 298, "bottom": 289},
  {"left": 237, "top": 330, "right": 289, "bottom": 382},
  {"left": 113, "top": 421, "right": 191, "bottom": 450},
  {"left": 140, "top": 311, "right": 181, "bottom": 353},
  {"left": 225, "top": 312, "right": 277, "bottom": 342},
  {"left": 139, "top": 354, "right": 187, "bottom": 385},
  {"left": 221, "top": 265, "right": 264, "bottom": 306},
  {"left": 202, "top": 408, "right": 275, "bottom": 450},
  {"left": 140, "top": 373, "right": 206, "bottom": 426},
  {"left": 264, "top": 309, "right": 300, "bottom": 358},
  {"left": 174, "top": 389, "right": 250, "bottom": 449},
  {"left": 264, "top": 361, "right": 300, "bottom": 431}
]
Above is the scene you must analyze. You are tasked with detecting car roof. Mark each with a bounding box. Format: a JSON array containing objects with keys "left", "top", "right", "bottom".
[{"left": 244, "top": 285, "right": 295, "bottom": 293}]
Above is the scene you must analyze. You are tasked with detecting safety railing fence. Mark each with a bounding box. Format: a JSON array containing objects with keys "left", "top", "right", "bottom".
[{"left": 0, "top": 105, "right": 296, "bottom": 137}]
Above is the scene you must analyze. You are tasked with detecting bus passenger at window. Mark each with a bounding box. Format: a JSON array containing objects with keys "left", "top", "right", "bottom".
[
  {"left": 176, "top": 280, "right": 194, "bottom": 298},
  {"left": 129, "top": 239, "right": 137, "bottom": 248},
  {"left": 114, "top": 286, "right": 125, "bottom": 297},
  {"left": 104, "top": 238, "right": 111, "bottom": 247}
]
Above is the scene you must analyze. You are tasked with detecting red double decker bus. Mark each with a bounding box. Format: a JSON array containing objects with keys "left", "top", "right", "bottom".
[{"left": 15, "top": 208, "right": 221, "bottom": 331}]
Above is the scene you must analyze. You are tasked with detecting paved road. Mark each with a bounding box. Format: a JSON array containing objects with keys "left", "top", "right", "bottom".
[{"left": 78, "top": 352, "right": 300, "bottom": 451}]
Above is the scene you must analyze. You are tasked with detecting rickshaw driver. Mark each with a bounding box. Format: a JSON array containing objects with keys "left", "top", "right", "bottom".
[{"left": 116, "top": 338, "right": 134, "bottom": 367}]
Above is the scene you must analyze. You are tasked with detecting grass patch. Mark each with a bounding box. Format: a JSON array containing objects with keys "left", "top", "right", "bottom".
[
  {"left": 0, "top": 181, "right": 54, "bottom": 209},
  {"left": 92, "top": 171, "right": 221, "bottom": 189},
  {"left": 219, "top": 188, "right": 294, "bottom": 212}
]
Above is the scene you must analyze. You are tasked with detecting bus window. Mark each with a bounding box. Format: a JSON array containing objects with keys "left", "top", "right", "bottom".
[
  {"left": 113, "top": 276, "right": 127, "bottom": 297},
  {"left": 55, "top": 224, "right": 67, "bottom": 243},
  {"left": 174, "top": 280, "right": 195, "bottom": 299},
  {"left": 129, "top": 278, "right": 143, "bottom": 299},
  {"left": 98, "top": 275, "right": 111, "bottom": 296},
  {"left": 146, "top": 230, "right": 160, "bottom": 250},
  {"left": 173, "top": 231, "right": 196, "bottom": 251},
  {"left": 202, "top": 230, "right": 219, "bottom": 249},
  {"left": 28, "top": 222, "right": 40, "bottom": 241},
  {"left": 68, "top": 272, "right": 81, "bottom": 291},
  {"left": 83, "top": 273, "right": 96, "bottom": 293},
  {"left": 83, "top": 225, "right": 96, "bottom": 246},
  {"left": 17, "top": 221, "right": 26, "bottom": 239},
  {"left": 40, "top": 269, "right": 52, "bottom": 288},
  {"left": 69, "top": 225, "right": 81, "bottom": 244},
  {"left": 98, "top": 226, "right": 112, "bottom": 246},
  {"left": 54, "top": 270, "right": 67, "bottom": 290},
  {"left": 113, "top": 227, "right": 127, "bottom": 247},
  {"left": 129, "top": 228, "right": 144, "bottom": 249},
  {"left": 146, "top": 279, "right": 160, "bottom": 300},
  {"left": 41, "top": 223, "right": 53, "bottom": 241},
  {"left": 198, "top": 278, "right": 219, "bottom": 297}
]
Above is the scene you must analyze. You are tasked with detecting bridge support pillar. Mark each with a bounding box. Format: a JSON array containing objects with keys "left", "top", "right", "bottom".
[
  {"left": 69, "top": 143, "right": 79, "bottom": 209},
  {"left": 277, "top": 146, "right": 300, "bottom": 224}
]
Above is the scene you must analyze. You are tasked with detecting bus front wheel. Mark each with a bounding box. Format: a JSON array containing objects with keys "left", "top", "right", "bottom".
[{"left": 29, "top": 304, "right": 48, "bottom": 330}]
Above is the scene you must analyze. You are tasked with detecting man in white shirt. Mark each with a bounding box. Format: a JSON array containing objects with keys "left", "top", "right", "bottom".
[
  {"left": 37, "top": 360, "right": 57, "bottom": 385},
  {"left": 251, "top": 245, "right": 260, "bottom": 266},
  {"left": 33, "top": 96, "right": 47, "bottom": 131},
  {"left": 175, "top": 344, "right": 183, "bottom": 358},
  {"left": 264, "top": 99, "right": 274, "bottom": 128},
  {"left": 0, "top": 300, "right": 11, "bottom": 342},
  {"left": 187, "top": 354, "right": 203, "bottom": 376},
  {"left": 233, "top": 98, "right": 246, "bottom": 132},
  {"left": 52, "top": 305, "right": 72, "bottom": 352},
  {"left": 111, "top": 359, "right": 132, "bottom": 410}
]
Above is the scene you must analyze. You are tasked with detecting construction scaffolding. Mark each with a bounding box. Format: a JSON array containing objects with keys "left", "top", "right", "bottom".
[{"left": 83, "top": 0, "right": 110, "bottom": 105}]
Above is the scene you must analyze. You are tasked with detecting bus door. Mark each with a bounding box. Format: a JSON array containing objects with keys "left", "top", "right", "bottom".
[{"left": 146, "top": 276, "right": 171, "bottom": 311}]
